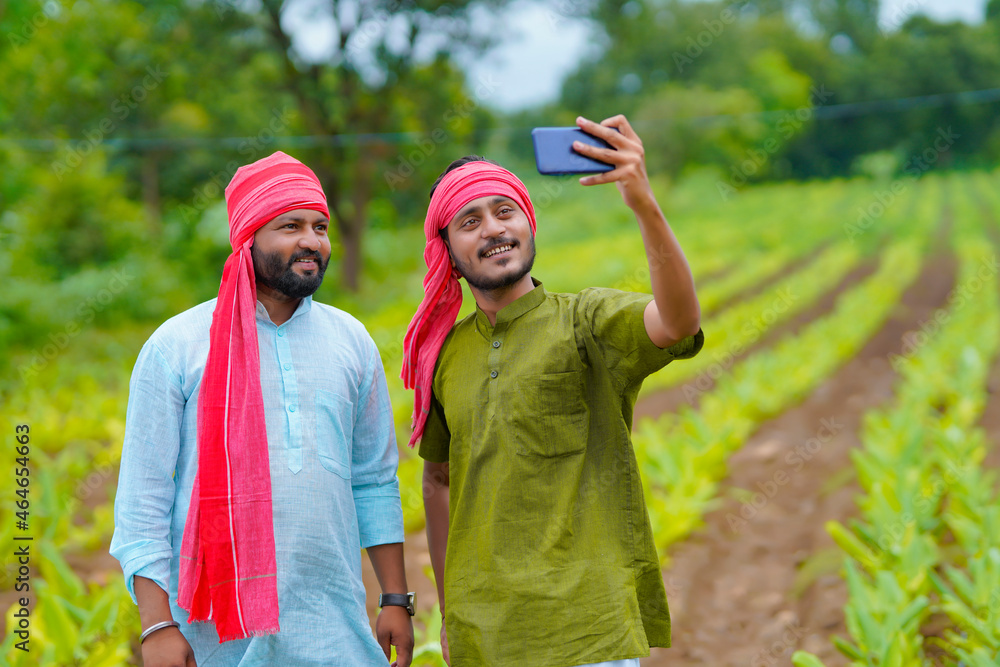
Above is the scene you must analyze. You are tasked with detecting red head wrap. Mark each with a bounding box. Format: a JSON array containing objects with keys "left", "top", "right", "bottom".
[
  {"left": 178, "top": 151, "right": 328, "bottom": 641},
  {"left": 401, "top": 161, "right": 536, "bottom": 446}
]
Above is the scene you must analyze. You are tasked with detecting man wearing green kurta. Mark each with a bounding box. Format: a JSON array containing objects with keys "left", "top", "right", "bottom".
[{"left": 401, "top": 115, "right": 704, "bottom": 667}]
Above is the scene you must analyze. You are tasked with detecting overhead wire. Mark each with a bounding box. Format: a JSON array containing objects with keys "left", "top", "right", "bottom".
[{"left": 2, "top": 86, "right": 999, "bottom": 152}]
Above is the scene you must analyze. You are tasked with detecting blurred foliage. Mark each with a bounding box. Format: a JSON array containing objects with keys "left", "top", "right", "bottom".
[
  {"left": 2, "top": 2, "right": 1000, "bottom": 660},
  {"left": 0, "top": 0, "right": 508, "bottom": 378},
  {"left": 0, "top": 0, "right": 505, "bottom": 292},
  {"left": 556, "top": 0, "right": 1000, "bottom": 179},
  {"left": 2, "top": 0, "right": 1000, "bottom": 375}
]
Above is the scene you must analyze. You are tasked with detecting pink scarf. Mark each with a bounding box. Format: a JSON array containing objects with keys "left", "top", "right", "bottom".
[
  {"left": 401, "top": 162, "right": 536, "bottom": 446},
  {"left": 177, "top": 151, "right": 329, "bottom": 641}
]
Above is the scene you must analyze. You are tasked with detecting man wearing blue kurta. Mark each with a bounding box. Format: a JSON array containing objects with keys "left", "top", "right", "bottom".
[{"left": 111, "top": 152, "right": 413, "bottom": 666}]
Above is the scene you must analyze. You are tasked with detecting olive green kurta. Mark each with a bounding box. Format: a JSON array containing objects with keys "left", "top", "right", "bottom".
[{"left": 419, "top": 280, "right": 704, "bottom": 667}]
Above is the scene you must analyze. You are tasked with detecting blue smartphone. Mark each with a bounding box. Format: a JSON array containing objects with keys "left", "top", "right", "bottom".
[{"left": 531, "top": 127, "right": 616, "bottom": 175}]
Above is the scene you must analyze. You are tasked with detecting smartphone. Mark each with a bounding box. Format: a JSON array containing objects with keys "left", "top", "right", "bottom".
[{"left": 531, "top": 127, "right": 616, "bottom": 175}]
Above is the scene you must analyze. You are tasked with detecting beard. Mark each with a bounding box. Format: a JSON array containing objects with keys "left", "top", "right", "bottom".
[
  {"left": 451, "top": 234, "right": 536, "bottom": 293},
  {"left": 252, "top": 245, "right": 329, "bottom": 299}
]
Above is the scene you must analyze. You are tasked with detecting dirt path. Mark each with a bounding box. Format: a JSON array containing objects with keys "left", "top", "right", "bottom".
[
  {"left": 356, "top": 250, "right": 956, "bottom": 660},
  {"left": 355, "top": 253, "right": 879, "bottom": 636},
  {"left": 707, "top": 242, "right": 830, "bottom": 317},
  {"left": 980, "top": 352, "right": 1000, "bottom": 468},
  {"left": 59, "top": 248, "right": 971, "bottom": 667},
  {"left": 640, "top": 253, "right": 957, "bottom": 666}
]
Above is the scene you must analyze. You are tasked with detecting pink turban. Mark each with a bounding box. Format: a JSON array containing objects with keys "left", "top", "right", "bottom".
[
  {"left": 178, "top": 152, "right": 329, "bottom": 641},
  {"left": 401, "top": 161, "right": 536, "bottom": 446}
]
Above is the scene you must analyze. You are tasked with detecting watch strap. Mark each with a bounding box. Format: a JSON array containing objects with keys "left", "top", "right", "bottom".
[{"left": 379, "top": 592, "right": 415, "bottom": 615}]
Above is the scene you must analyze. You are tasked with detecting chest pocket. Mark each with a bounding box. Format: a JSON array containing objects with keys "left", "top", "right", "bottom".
[
  {"left": 513, "top": 369, "right": 590, "bottom": 457},
  {"left": 316, "top": 389, "right": 353, "bottom": 479}
]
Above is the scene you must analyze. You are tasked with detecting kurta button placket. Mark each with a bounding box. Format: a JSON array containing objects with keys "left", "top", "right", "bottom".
[
  {"left": 485, "top": 321, "right": 507, "bottom": 421},
  {"left": 419, "top": 282, "right": 703, "bottom": 659},
  {"left": 273, "top": 323, "right": 302, "bottom": 473}
]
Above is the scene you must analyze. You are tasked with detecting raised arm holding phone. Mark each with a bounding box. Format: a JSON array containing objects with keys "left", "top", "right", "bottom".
[{"left": 405, "top": 114, "right": 703, "bottom": 667}]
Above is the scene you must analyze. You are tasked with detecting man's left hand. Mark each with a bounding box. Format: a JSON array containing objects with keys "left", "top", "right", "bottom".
[
  {"left": 573, "top": 115, "right": 656, "bottom": 214},
  {"left": 376, "top": 605, "right": 414, "bottom": 667}
]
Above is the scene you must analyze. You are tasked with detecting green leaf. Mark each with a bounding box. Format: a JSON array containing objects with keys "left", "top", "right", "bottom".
[{"left": 791, "top": 651, "right": 828, "bottom": 667}]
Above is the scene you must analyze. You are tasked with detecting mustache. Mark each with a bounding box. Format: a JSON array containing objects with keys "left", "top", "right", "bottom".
[
  {"left": 479, "top": 238, "right": 518, "bottom": 258},
  {"left": 289, "top": 250, "right": 325, "bottom": 266}
]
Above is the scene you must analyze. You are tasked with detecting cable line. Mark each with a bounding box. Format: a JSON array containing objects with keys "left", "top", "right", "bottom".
[{"left": 2, "top": 86, "right": 999, "bottom": 152}]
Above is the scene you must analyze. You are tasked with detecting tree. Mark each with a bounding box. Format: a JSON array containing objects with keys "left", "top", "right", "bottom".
[
  {"left": 1, "top": 0, "right": 509, "bottom": 293},
  {"left": 561, "top": 0, "right": 1000, "bottom": 181},
  {"left": 804, "top": 0, "right": 880, "bottom": 52},
  {"left": 989, "top": 0, "right": 1000, "bottom": 22},
  {"left": 251, "top": 0, "right": 506, "bottom": 290}
]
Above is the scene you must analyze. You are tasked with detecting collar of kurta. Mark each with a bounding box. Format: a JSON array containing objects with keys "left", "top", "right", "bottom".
[
  {"left": 254, "top": 295, "right": 314, "bottom": 324},
  {"left": 474, "top": 279, "right": 546, "bottom": 334}
]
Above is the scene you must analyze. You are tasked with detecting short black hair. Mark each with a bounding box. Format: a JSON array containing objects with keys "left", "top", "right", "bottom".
[{"left": 429, "top": 155, "right": 503, "bottom": 200}]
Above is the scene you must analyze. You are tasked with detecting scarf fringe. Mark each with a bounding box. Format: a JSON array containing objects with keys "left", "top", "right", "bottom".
[{"left": 216, "top": 626, "right": 282, "bottom": 643}]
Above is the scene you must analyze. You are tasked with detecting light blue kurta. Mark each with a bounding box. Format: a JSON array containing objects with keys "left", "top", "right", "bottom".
[{"left": 110, "top": 296, "right": 403, "bottom": 665}]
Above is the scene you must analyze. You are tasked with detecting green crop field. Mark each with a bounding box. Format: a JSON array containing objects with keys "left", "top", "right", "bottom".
[{"left": 3, "top": 169, "right": 999, "bottom": 666}]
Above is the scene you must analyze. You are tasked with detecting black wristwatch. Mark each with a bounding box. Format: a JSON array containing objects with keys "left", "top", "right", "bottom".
[{"left": 378, "top": 592, "right": 415, "bottom": 616}]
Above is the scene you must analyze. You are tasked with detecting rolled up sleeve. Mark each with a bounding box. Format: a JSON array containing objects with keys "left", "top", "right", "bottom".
[
  {"left": 350, "top": 342, "right": 404, "bottom": 549},
  {"left": 579, "top": 288, "right": 705, "bottom": 390},
  {"left": 109, "top": 341, "right": 183, "bottom": 603}
]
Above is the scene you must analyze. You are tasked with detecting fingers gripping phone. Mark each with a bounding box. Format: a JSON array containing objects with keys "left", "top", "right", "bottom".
[{"left": 532, "top": 127, "right": 617, "bottom": 175}]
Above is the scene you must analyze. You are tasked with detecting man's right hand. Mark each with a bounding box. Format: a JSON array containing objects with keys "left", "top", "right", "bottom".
[{"left": 141, "top": 626, "right": 197, "bottom": 667}]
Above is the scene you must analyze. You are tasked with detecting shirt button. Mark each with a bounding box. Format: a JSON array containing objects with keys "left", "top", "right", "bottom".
[
  {"left": 492, "top": 340, "right": 501, "bottom": 348},
  {"left": 283, "top": 363, "right": 292, "bottom": 371},
  {"left": 490, "top": 370, "right": 498, "bottom": 379},
  {"left": 288, "top": 404, "right": 297, "bottom": 413},
  {"left": 277, "top": 329, "right": 285, "bottom": 337}
]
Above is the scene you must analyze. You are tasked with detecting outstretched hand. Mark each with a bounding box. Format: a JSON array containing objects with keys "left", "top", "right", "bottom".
[{"left": 573, "top": 115, "right": 656, "bottom": 214}]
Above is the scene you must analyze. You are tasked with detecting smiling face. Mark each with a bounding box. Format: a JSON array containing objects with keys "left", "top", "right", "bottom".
[
  {"left": 252, "top": 208, "right": 331, "bottom": 299},
  {"left": 443, "top": 195, "right": 536, "bottom": 293}
]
